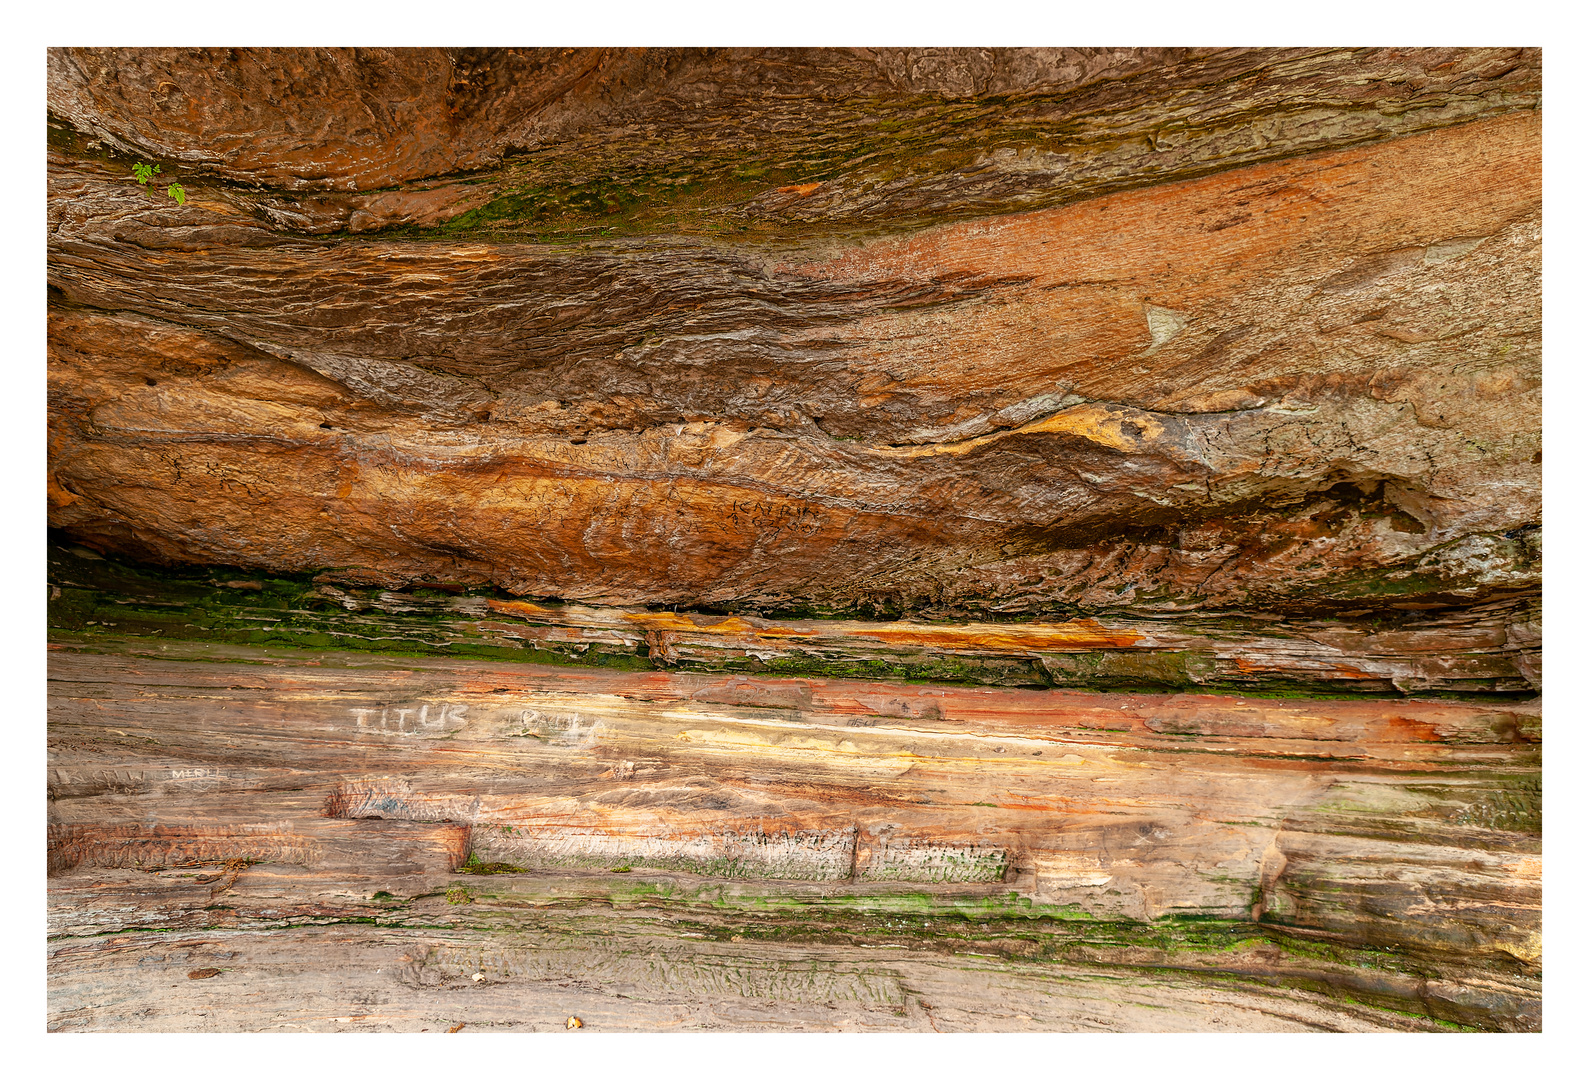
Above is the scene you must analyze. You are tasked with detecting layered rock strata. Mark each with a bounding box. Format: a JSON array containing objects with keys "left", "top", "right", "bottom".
[
  {"left": 49, "top": 639, "right": 1540, "bottom": 1031},
  {"left": 49, "top": 48, "right": 1540, "bottom": 619},
  {"left": 46, "top": 47, "right": 1542, "bottom": 1032}
]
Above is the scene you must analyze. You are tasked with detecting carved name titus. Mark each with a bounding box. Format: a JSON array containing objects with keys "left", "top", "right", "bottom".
[{"left": 348, "top": 703, "right": 469, "bottom": 734}]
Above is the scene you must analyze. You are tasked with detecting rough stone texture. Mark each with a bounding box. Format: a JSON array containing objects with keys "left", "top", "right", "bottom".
[
  {"left": 49, "top": 542, "right": 1539, "bottom": 696},
  {"left": 45, "top": 48, "right": 1543, "bottom": 1033},
  {"left": 48, "top": 640, "right": 1540, "bottom": 1032},
  {"left": 49, "top": 110, "right": 1541, "bottom": 617},
  {"left": 47, "top": 48, "right": 1538, "bottom": 237}
]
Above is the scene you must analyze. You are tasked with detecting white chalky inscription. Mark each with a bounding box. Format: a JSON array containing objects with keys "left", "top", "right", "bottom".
[{"left": 348, "top": 703, "right": 468, "bottom": 733}]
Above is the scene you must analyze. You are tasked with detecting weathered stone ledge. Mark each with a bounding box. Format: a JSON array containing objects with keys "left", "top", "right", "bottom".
[
  {"left": 48, "top": 640, "right": 1540, "bottom": 1030},
  {"left": 50, "top": 541, "right": 1539, "bottom": 697}
]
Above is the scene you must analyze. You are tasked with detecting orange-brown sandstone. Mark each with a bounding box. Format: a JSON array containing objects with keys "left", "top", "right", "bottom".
[{"left": 46, "top": 48, "right": 1542, "bottom": 1032}]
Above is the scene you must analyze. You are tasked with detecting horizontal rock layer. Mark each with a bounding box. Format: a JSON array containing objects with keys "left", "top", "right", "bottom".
[
  {"left": 48, "top": 640, "right": 1540, "bottom": 1031},
  {"left": 50, "top": 541, "right": 1539, "bottom": 696},
  {"left": 49, "top": 47, "right": 1538, "bottom": 236}
]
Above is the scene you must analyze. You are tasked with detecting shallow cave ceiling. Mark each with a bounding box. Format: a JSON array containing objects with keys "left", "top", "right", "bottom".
[{"left": 47, "top": 46, "right": 1541, "bottom": 622}]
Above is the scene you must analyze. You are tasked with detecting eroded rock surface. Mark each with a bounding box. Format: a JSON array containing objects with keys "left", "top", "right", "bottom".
[
  {"left": 48, "top": 640, "right": 1541, "bottom": 1032},
  {"left": 46, "top": 48, "right": 1543, "bottom": 1033},
  {"left": 48, "top": 54, "right": 1541, "bottom": 617}
]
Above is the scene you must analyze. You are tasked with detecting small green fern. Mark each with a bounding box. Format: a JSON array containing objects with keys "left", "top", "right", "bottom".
[{"left": 131, "top": 162, "right": 186, "bottom": 205}]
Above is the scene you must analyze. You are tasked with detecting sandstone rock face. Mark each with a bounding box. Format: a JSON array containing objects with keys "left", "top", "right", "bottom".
[
  {"left": 49, "top": 48, "right": 1540, "bottom": 619},
  {"left": 48, "top": 638, "right": 1540, "bottom": 1032},
  {"left": 46, "top": 48, "right": 1542, "bottom": 1032}
]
